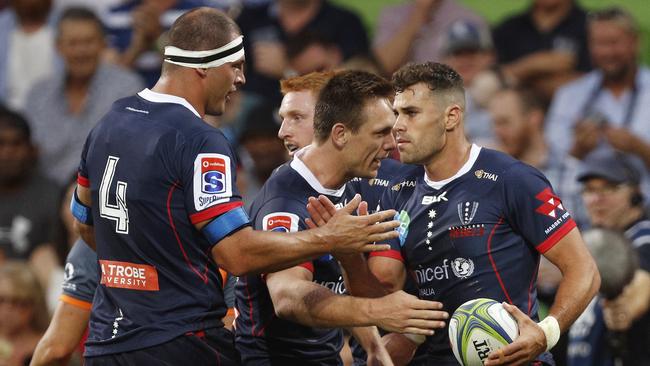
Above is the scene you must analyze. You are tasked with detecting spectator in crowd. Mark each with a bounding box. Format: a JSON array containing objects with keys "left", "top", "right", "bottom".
[
  {"left": 236, "top": 0, "right": 369, "bottom": 105},
  {"left": 568, "top": 152, "right": 650, "bottom": 366},
  {"left": 0, "top": 0, "right": 56, "bottom": 110},
  {"left": 102, "top": 0, "right": 230, "bottom": 87},
  {"left": 25, "top": 7, "right": 144, "bottom": 186},
  {"left": 0, "top": 261, "right": 49, "bottom": 366},
  {"left": 489, "top": 87, "right": 587, "bottom": 228},
  {"left": 441, "top": 20, "right": 498, "bottom": 146},
  {"left": 493, "top": 0, "right": 591, "bottom": 102},
  {"left": 545, "top": 7, "right": 650, "bottom": 198},
  {"left": 373, "top": 0, "right": 488, "bottom": 74},
  {"left": 0, "top": 107, "right": 59, "bottom": 264},
  {"left": 285, "top": 32, "right": 343, "bottom": 77},
  {"left": 237, "top": 102, "right": 287, "bottom": 205}
]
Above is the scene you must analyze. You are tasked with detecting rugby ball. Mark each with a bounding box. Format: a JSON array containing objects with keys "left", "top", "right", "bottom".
[{"left": 448, "top": 298, "right": 518, "bottom": 366}]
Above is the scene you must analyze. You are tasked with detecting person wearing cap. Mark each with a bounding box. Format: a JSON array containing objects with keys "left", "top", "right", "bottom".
[
  {"left": 568, "top": 152, "right": 650, "bottom": 365},
  {"left": 70, "top": 7, "right": 406, "bottom": 365},
  {"left": 441, "top": 19, "right": 498, "bottom": 147}
]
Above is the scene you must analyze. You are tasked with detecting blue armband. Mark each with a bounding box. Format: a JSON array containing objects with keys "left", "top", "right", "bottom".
[
  {"left": 202, "top": 206, "right": 250, "bottom": 245},
  {"left": 70, "top": 188, "right": 93, "bottom": 225}
]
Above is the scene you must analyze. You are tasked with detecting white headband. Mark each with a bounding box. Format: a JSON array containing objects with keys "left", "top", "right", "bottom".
[{"left": 163, "top": 35, "right": 244, "bottom": 68}]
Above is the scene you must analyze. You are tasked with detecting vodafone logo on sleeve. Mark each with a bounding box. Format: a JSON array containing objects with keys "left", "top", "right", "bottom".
[
  {"left": 100, "top": 260, "right": 159, "bottom": 291},
  {"left": 262, "top": 212, "right": 300, "bottom": 232}
]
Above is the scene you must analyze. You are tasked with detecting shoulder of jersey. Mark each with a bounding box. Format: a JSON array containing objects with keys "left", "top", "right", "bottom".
[
  {"left": 473, "top": 147, "right": 523, "bottom": 176},
  {"left": 389, "top": 164, "right": 422, "bottom": 192},
  {"left": 262, "top": 162, "right": 305, "bottom": 195}
]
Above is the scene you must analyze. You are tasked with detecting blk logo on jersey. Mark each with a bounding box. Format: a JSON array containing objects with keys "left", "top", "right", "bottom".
[
  {"left": 535, "top": 188, "right": 565, "bottom": 218},
  {"left": 201, "top": 157, "right": 227, "bottom": 194},
  {"left": 262, "top": 212, "right": 299, "bottom": 233},
  {"left": 193, "top": 153, "right": 233, "bottom": 210},
  {"left": 422, "top": 191, "right": 448, "bottom": 204}
]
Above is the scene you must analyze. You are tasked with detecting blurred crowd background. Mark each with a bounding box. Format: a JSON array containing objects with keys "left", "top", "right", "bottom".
[{"left": 1, "top": 0, "right": 649, "bottom": 365}]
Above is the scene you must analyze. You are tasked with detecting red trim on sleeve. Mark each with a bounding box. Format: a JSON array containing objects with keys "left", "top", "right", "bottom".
[
  {"left": 368, "top": 249, "right": 404, "bottom": 262},
  {"left": 60, "top": 294, "right": 92, "bottom": 311},
  {"left": 189, "top": 201, "right": 243, "bottom": 224},
  {"left": 77, "top": 173, "right": 90, "bottom": 187},
  {"left": 297, "top": 262, "right": 314, "bottom": 273},
  {"left": 536, "top": 218, "right": 576, "bottom": 254}
]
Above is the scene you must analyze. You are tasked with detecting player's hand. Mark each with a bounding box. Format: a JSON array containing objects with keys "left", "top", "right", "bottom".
[
  {"left": 307, "top": 194, "right": 399, "bottom": 254},
  {"left": 381, "top": 333, "right": 419, "bottom": 366},
  {"left": 484, "top": 303, "right": 546, "bottom": 366},
  {"left": 369, "top": 291, "right": 447, "bottom": 335},
  {"left": 570, "top": 120, "right": 601, "bottom": 159},
  {"left": 367, "top": 345, "right": 394, "bottom": 366}
]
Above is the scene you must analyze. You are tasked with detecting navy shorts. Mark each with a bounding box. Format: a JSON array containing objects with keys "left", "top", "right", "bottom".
[{"left": 85, "top": 327, "right": 240, "bottom": 366}]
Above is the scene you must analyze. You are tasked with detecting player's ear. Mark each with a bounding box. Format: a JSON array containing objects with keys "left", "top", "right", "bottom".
[
  {"left": 195, "top": 68, "right": 209, "bottom": 79},
  {"left": 444, "top": 104, "right": 462, "bottom": 131},
  {"left": 331, "top": 122, "right": 348, "bottom": 148}
]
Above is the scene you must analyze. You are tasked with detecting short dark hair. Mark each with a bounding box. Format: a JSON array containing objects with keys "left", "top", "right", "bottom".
[
  {"left": 0, "top": 105, "right": 31, "bottom": 142},
  {"left": 57, "top": 6, "right": 105, "bottom": 36},
  {"left": 501, "top": 86, "right": 545, "bottom": 114},
  {"left": 167, "top": 7, "right": 240, "bottom": 51},
  {"left": 392, "top": 62, "right": 465, "bottom": 98},
  {"left": 588, "top": 6, "right": 638, "bottom": 35},
  {"left": 313, "top": 70, "right": 393, "bottom": 143}
]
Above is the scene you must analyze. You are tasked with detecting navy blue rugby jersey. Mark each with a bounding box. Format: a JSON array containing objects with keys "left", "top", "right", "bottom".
[
  {"left": 235, "top": 151, "right": 354, "bottom": 364},
  {"left": 348, "top": 158, "right": 418, "bottom": 213},
  {"left": 380, "top": 145, "right": 573, "bottom": 364},
  {"left": 78, "top": 89, "right": 249, "bottom": 356},
  {"left": 60, "top": 239, "right": 99, "bottom": 310}
]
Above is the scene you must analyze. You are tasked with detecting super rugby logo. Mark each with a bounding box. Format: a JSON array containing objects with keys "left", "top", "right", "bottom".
[
  {"left": 201, "top": 157, "right": 227, "bottom": 194},
  {"left": 193, "top": 153, "right": 233, "bottom": 210},
  {"left": 262, "top": 212, "right": 299, "bottom": 233}
]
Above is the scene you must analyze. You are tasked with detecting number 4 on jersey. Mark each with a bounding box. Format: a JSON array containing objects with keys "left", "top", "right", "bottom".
[{"left": 100, "top": 156, "right": 129, "bottom": 234}]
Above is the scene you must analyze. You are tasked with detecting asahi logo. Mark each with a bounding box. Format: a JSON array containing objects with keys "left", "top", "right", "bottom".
[{"left": 474, "top": 169, "right": 498, "bottom": 181}]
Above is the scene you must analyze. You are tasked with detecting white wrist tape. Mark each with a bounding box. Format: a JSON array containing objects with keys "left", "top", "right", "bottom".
[
  {"left": 537, "top": 316, "right": 560, "bottom": 351},
  {"left": 403, "top": 333, "right": 426, "bottom": 345}
]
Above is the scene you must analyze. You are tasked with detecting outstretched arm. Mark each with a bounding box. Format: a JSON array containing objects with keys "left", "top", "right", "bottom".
[
  {"left": 266, "top": 266, "right": 443, "bottom": 335},
  {"left": 209, "top": 195, "right": 398, "bottom": 276}
]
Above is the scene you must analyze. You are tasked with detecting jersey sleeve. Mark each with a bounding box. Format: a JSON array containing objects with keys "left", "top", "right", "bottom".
[
  {"left": 254, "top": 197, "right": 313, "bottom": 272},
  {"left": 502, "top": 162, "right": 577, "bottom": 254},
  {"left": 368, "top": 182, "right": 404, "bottom": 262},
  {"left": 77, "top": 133, "right": 92, "bottom": 187},
  {"left": 182, "top": 130, "right": 246, "bottom": 226},
  {"left": 60, "top": 239, "right": 99, "bottom": 310}
]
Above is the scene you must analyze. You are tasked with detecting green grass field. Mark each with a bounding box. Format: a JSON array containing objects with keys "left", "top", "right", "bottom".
[{"left": 332, "top": 0, "right": 650, "bottom": 64}]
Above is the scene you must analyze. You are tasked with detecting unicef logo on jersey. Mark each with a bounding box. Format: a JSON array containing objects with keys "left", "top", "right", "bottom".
[
  {"left": 451, "top": 257, "right": 475, "bottom": 278},
  {"left": 202, "top": 170, "right": 225, "bottom": 194}
]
